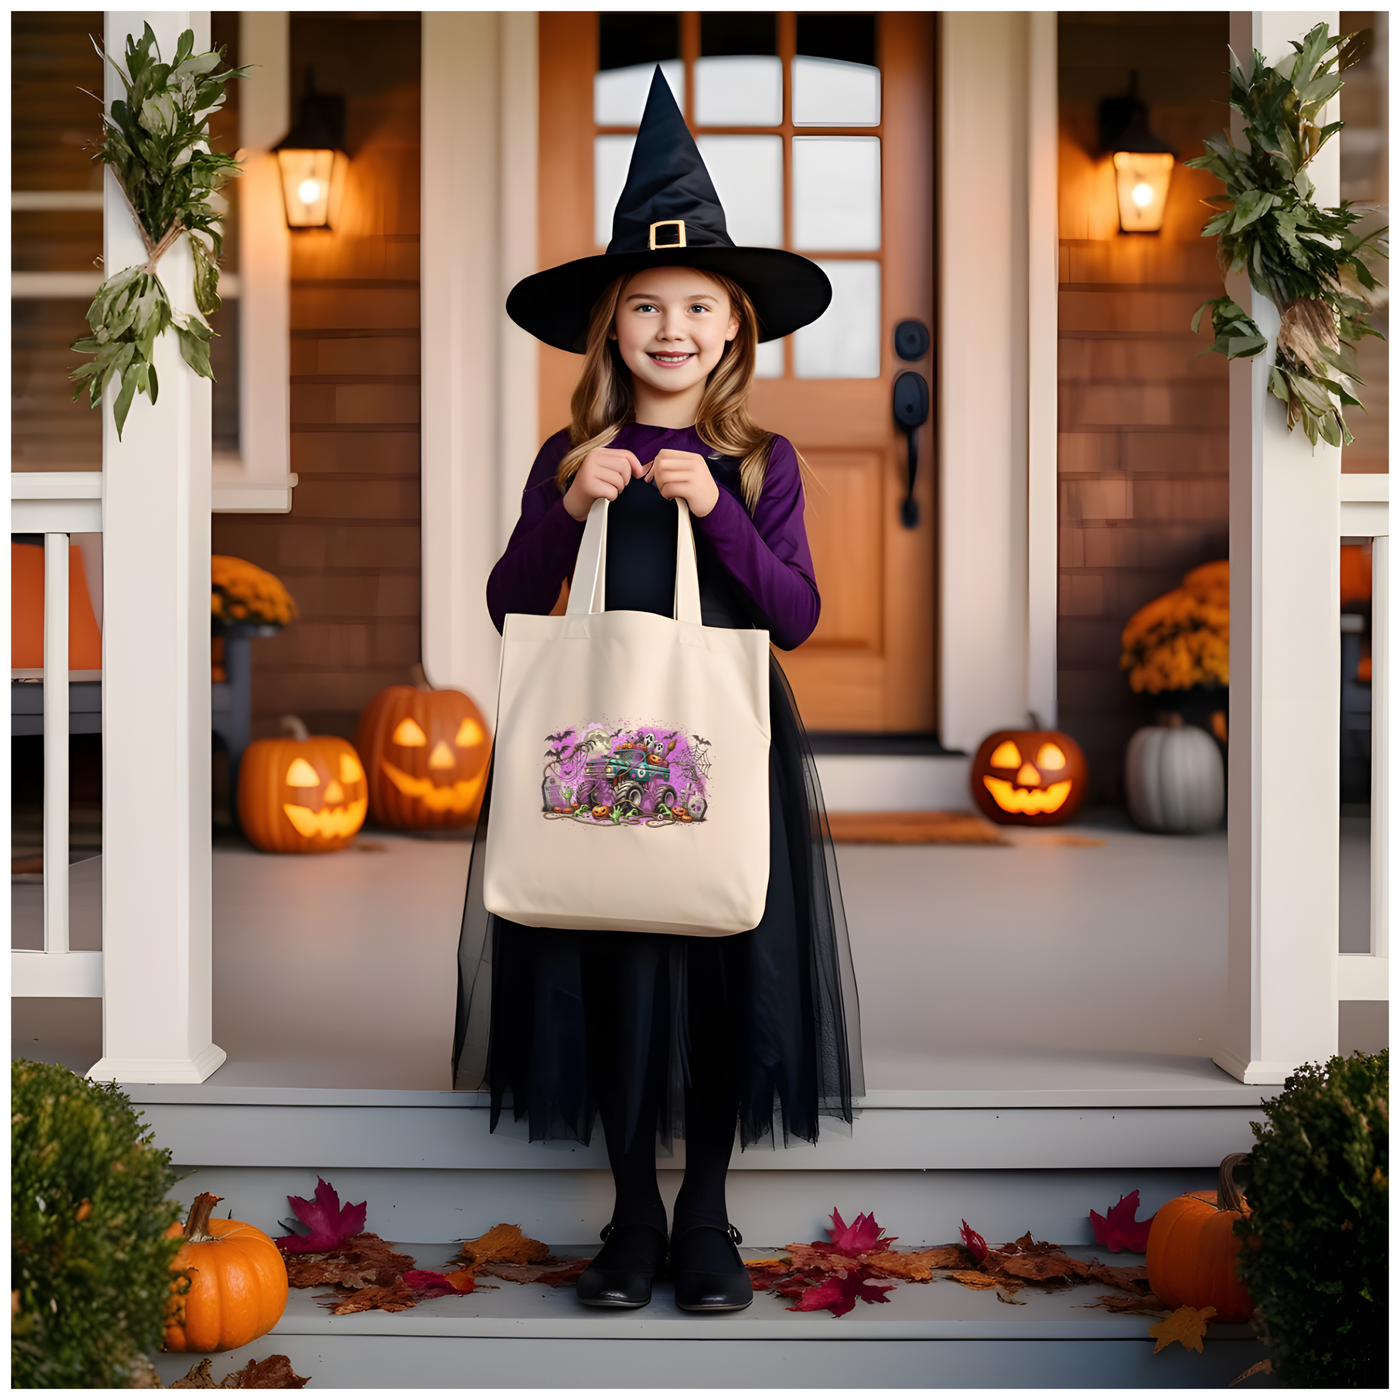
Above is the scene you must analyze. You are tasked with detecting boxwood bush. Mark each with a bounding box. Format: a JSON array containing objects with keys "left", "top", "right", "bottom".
[
  {"left": 1235, "top": 1050, "right": 1388, "bottom": 1388},
  {"left": 12, "top": 1059, "right": 182, "bottom": 1388}
]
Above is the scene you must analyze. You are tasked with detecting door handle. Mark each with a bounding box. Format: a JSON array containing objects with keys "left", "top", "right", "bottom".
[{"left": 893, "top": 371, "right": 929, "bottom": 529}]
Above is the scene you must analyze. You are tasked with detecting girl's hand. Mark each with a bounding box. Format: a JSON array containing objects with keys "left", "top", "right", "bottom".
[
  {"left": 562, "top": 446, "right": 646, "bottom": 521},
  {"left": 646, "top": 450, "right": 720, "bottom": 518}
]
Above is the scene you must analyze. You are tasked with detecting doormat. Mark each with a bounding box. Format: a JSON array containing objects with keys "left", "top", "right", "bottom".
[{"left": 826, "top": 811, "right": 1009, "bottom": 845}]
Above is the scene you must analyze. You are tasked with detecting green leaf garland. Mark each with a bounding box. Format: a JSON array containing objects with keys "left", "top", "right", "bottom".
[
  {"left": 69, "top": 24, "right": 246, "bottom": 438},
  {"left": 1188, "top": 22, "right": 1387, "bottom": 448}
]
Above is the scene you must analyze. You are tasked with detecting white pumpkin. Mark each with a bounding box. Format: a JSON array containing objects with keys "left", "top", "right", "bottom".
[{"left": 1124, "top": 721, "right": 1225, "bottom": 834}]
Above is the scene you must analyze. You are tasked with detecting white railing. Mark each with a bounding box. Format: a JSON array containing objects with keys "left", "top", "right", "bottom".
[
  {"left": 1339, "top": 474, "right": 1390, "bottom": 1003},
  {"left": 11, "top": 473, "right": 104, "bottom": 998}
]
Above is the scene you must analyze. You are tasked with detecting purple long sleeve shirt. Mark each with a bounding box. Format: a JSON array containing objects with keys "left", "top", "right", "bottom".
[{"left": 486, "top": 422, "right": 821, "bottom": 651}]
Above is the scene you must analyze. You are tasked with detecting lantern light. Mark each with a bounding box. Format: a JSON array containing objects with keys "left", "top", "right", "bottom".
[
  {"left": 273, "top": 78, "right": 348, "bottom": 230},
  {"left": 1098, "top": 74, "right": 1174, "bottom": 235}
]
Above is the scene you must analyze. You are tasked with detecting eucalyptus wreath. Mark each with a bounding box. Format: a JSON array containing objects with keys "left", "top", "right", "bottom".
[
  {"left": 69, "top": 25, "right": 246, "bottom": 437},
  {"left": 1189, "top": 23, "right": 1387, "bottom": 448}
]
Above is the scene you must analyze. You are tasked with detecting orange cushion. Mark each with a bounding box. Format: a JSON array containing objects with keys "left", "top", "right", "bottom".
[{"left": 11, "top": 542, "right": 103, "bottom": 670}]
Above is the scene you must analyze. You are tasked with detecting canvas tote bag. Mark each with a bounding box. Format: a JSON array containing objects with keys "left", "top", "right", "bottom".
[{"left": 483, "top": 497, "right": 771, "bottom": 936}]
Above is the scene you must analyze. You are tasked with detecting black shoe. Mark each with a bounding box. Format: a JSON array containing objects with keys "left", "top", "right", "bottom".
[
  {"left": 671, "top": 1223, "right": 754, "bottom": 1312},
  {"left": 575, "top": 1222, "right": 669, "bottom": 1309}
]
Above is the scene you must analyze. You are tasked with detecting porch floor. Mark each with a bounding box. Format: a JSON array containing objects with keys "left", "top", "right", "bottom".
[
  {"left": 145, "top": 1241, "right": 1270, "bottom": 1390},
  {"left": 12, "top": 810, "right": 1380, "bottom": 1095}
]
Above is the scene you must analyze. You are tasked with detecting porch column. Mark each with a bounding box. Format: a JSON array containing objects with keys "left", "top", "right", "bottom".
[
  {"left": 89, "top": 10, "right": 225, "bottom": 1083},
  {"left": 1215, "top": 11, "right": 1341, "bottom": 1084}
]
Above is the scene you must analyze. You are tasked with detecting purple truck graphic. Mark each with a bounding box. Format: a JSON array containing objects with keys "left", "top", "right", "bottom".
[{"left": 542, "top": 723, "right": 710, "bottom": 826}]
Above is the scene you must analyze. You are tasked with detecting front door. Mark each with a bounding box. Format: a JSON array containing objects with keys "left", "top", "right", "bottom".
[{"left": 538, "top": 12, "right": 935, "bottom": 733}]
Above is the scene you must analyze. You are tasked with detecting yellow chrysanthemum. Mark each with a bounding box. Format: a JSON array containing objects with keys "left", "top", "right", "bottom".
[
  {"left": 210, "top": 555, "right": 298, "bottom": 629},
  {"left": 1120, "top": 560, "right": 1229, "bottom": 694}
]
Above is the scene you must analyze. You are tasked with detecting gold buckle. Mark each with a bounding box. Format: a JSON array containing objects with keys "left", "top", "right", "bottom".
[{"left": 648, "top": 219, "right": 686, "bottom": 250}]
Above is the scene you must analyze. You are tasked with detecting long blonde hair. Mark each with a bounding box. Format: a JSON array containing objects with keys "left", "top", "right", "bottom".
[{"left": 555, "top": 270, "right": 774, "bottom": 511}]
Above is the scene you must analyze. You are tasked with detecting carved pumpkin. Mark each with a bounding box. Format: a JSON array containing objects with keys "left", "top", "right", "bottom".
[
  {"left": 1146, "top": 1154, "right": 1257, "bottom": 1323},
  {"left": 356, "top": 684, "right": 490, "bottom": 829},
  {"left": 969, "top": 729, "right": 1088, "bottom": 826},
  {"left": 237, "top": 717, "right": 368, "bottom": 853},
  {"left": 165, "top": 1192, "right": 288, "bottom": 1352}
]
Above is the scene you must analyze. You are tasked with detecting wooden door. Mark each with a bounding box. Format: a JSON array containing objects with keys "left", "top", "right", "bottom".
[{"left": 538, "top": 13, "right": 935, "bottom": 733}]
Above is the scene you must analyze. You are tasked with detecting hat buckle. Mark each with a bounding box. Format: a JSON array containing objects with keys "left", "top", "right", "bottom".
[{"left": 648, "top": 219, "right": 687, "bottom": 251}]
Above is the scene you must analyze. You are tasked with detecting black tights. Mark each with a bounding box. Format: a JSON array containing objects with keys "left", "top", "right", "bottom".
[{"left": 584, "top": 940, "right": 739, "bottom": 1265}]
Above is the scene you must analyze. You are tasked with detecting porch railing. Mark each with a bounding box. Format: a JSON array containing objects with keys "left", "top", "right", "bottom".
[
  {"left": 1339, "top": 473, "right": 1390, "bottom": 1003},
  {"left": 11, "top": 472, "right": 104, "bottom": 998}
]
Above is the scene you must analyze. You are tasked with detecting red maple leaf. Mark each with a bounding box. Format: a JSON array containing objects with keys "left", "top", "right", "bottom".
[
  {"left": 787, "top": 1266, "right": 895, "bottom": 1318},
  {"left": 824, "top": 1208, "right": 895, "bottom": 1256},
  {"left": 959, "top": 1219, "right": 988, "bottom": 1262},
  {"left": 275, "top": 1178, "right": 368, "bottom": 1254},
  {"left": 402, "top": 1269, "right": 476, "bottom": 1299},
  {"left": 1089, "top": 1190, "right": 1154, "bottom": 1254}
]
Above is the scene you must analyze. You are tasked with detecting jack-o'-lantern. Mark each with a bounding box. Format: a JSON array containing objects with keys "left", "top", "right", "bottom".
[
  {"left": 237, "top": 717, "right": 368, "bottom": 853},
  {"left": 356, "top": 683, "right": 490, "bottom": 829},
  {"left": 969, "top": 729, "right": 1088, "bottom": 826}
]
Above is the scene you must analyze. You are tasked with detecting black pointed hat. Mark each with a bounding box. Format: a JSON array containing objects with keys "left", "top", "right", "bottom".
[{"left": 507, "top": 69, "right": 832, "bottom": 353}]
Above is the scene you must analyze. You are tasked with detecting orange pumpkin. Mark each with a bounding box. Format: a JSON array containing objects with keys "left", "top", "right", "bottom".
[
  {"left": 165, "top": 1192, "right": 288, "bottom": 1352},
  {"left": 356, "top": 684, "right": 490, "bottom": 829},
  {"left": 1146, "top": 1154, "right": 1257, "bottom": 1323},
  {"left": 237, "top": 717, "right": 368, "bottom": 853},
  {"left": 969, "top": 729, "right": 1088, "bottom": 826}
]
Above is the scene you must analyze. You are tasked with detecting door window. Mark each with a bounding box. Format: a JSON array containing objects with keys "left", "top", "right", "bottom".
[{"left": 590, "top": 12, "right": 885, "bottom": 381}]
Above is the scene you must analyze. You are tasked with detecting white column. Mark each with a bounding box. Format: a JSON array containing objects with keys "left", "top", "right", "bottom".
[
  {"left": 90, "top": 10, "right": 225, "bottom": 1083},
  {"left": 44, "top": 534, "right": 70, "bottom": 952},
  {"left": 1216, "top": 11, "right": 1341, "bottom": 1084},
  {"left": 1372, "top": 535, "right": 1391, "bottom": 958}
]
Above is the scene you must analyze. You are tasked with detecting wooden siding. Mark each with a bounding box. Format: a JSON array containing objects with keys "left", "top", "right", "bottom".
[{"left": 210, "top": 13, "right": 422, "bottom": 742}]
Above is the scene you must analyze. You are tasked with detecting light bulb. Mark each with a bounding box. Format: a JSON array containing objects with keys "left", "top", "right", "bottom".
[
  {"left": 298, "top": 178, "right": 323, "bottom": 205},
  {"left": 1131, "top": 182, "right": 1154, "bottom": 209}
]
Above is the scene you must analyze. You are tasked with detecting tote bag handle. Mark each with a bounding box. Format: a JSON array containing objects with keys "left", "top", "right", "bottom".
[{"left": 566, "top": 496, "right": 702, "bottom": 624}]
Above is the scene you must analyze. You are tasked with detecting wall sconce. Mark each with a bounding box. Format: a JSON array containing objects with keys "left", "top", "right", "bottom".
[
  {"left": 273, "top": 78, "right": 348, "bottom": 230},
  {"left": 1099, "top": 76, "right": 1174, "bottom": 235}
]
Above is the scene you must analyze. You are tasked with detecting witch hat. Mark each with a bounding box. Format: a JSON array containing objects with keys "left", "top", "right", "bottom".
[{"left": 507, "top": 69, "right": 831, "bottom": 353}]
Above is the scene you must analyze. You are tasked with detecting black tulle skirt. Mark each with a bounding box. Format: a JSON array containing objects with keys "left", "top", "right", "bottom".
[{"left": 452, "top": 657, "right": 863, "bottom": 1151}]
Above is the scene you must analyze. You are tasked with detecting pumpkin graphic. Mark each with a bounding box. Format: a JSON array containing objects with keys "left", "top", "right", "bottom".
[
  {"left": 969, "top": 729, "right": 1088, "bottom": 826},
  {"left": 237, "top": 717, "right": 368, "bottom": 853},
  {"left": 356, "top": 684, "right": 490, "bottom": 829}
]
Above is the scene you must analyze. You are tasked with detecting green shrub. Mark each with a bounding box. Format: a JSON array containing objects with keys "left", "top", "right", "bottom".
[
  {"left": 11, "top": 1059, "right": 182, "bottom": 1388},
  {"left": 1234, "top": 1050, "right": 1388, "bottom": 1387}
]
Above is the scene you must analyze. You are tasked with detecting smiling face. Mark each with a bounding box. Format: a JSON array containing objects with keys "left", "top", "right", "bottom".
[
  {"left": 611, "top": 267, "right": 739, "bottom": 410},
  {"left": 969, "top": 729, "right": 1088, "bottom": 827}
]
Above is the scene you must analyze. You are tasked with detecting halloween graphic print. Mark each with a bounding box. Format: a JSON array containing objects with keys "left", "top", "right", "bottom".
[{"left": 541, "top": 723, "right": 711, "bottom": 826}]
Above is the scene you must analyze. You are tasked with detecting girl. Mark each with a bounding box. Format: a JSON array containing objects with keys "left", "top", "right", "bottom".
[{"left": 454, "top": 71, "right": 862, "bottom": 1313}]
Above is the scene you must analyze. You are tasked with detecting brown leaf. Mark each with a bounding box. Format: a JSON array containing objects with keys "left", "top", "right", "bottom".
[
  {"left": 784, "top": 1243, "right": 863, "bottom": 1273},
  {"left": 316, "top": 1275, "right": 419, "bottom": 1315},
  {"left": 1278, "top": 296, "right": 1339, "bottom": 376},
  {"left": 219, "top": 1355, "right": 311, "bottom": 1389},
  {"left": 995, "top": 1286, "right": 1027, "bottom": 1306},
  {"left": 996, "top": 1251, "right": 1093, "bottom": 1283},
  {"left": 454, "top": 1223, "right": 550, "bottom": 1271},
  {"left": 284, "top": 1234, "right": 416, "bottom": 1289},
  {"left": 481, "top": 1257, "right": 591, "bottom": 1286},
  {"left": 1149, "top": 1304, "right": 1216, "bottom": 1354},
  {"left": 1087, "top": 1261, "right": 1150, "bottom": 1290},
  {"left": 1229, "top": 1358, "right": 1274, "bottom": 1387},
  {"left": 169, "top": 1359, "right": 218, "bottom": 1389},
  {"left": 865, "top": 1247, "right": 969, "bottom": 1281},
  {"left": 1081, "top": 1292, "right": 1170, "bottom": 1315},
  {"left": 942, "top": 1270, "right": 1009, "bottom": 1291}
]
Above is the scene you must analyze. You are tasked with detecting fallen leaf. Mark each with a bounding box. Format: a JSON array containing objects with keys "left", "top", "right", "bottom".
[
  {"left": 219, "top": 1355, "right": 311, "bottom": 1389},
  {"left": 1081, "top": 1292, "right": 1170, "bottom": 1315},
  {"left": 480, "top": 1257, "right": 591, "bottom": 1286},
  {"left": 784, "top": 1242, "right": 864, "bottom": 1273},
  {"left": 1149, "top": 1304, "right": 1216, "bottom": 1354},
  {"left": 1229, "top": 1358, "right": 1274, "bottom": 1386},
  {"left": 275, "top": 1179, "right": 367, "bottom": 1254},
  {"left": 453, "top": 1223, "right": 550, "bottom": 1270},
  {"left": 942, "top": 1269, "right": 1006, "bottom": 1291},
  {"left": 786, "top": 1266, "right": 895, "bottom": 1318},
  {"left": 995, "top": 1251, "right": 1093, "bottom": 1283},
  {"left": 959, "top": 1220, "right": 988, "bottom": 1261},
  {"left": 169, "top": 1359, "right": 218, "bottom": 1388},
  {"left": 316, "top": 1276, "right": 419, "bottom": 1315},
  {"left": 1006, "top": 1232, "right": 1061, "bottom": 1255},
  {"left": 402, "top": 1269, "right": 476, "bottom": 1298},
  {"left": 825, "top": 1208, "right": 895, "bottom": 1256},
  {"left": 1090, "top": 1190, "right": 1155, "bottom": 1254},
  {"left": 283, "top": 1234, "right": 416, "bottom": 1289},
  {"left": 1087, "top": 1261, "right": 1151, "bottom": 1290},
  {"left": 995, "top": 1286, "right": 1027, "bottom": 1306}
]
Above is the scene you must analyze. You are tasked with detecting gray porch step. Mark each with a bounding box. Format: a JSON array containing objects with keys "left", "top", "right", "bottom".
[{"left": 149, "top": 1242, "right": 1268, "bottom": 1390}]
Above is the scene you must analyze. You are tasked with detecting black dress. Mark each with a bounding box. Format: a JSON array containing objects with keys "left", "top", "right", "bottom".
[{"left": 452, "top": 464, "right": 863, "bottom": 1150}]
